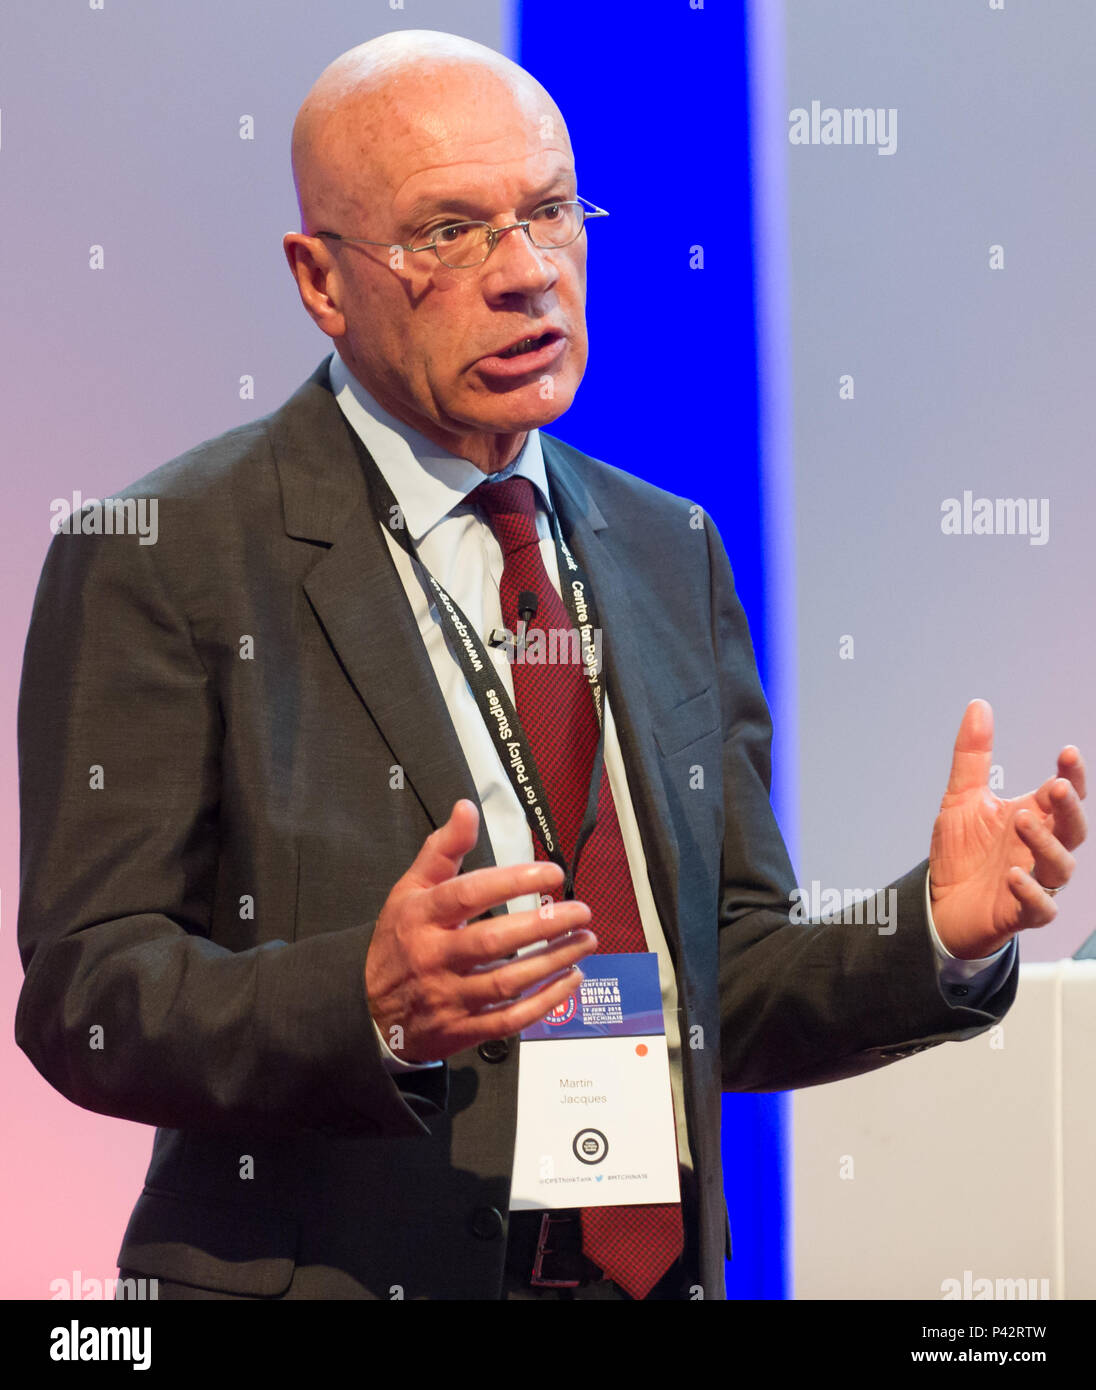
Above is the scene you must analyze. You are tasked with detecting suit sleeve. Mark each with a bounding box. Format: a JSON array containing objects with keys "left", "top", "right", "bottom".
[
  {"left": 14, "top": 523, "right": 434, "bottom": 1139},
  {"left": 703, "top": 515, "right": 1019, "bottom": 1092}
]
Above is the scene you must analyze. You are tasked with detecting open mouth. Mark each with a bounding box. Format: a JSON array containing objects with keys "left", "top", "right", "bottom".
[
  {"left": 497, "top": 332, "right": 556, "bottom": 359},
  {"left": 476, "top": 331, "right": 567, "bottom": 380}
]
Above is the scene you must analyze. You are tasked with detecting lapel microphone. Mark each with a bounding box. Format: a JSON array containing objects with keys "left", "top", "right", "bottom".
[
  {"left": 489, "top": 591, "right": 539, "bottom": 652},
  {"left": 517, "top": 591, "right": 539, "bottom": 627},
  {"left": 515, "top": 591, "right": 538, "bottom": 652}
]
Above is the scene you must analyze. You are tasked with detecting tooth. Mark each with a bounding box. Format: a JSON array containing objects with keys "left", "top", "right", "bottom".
[{"left": 500, "top": 336, "right": 541, "bottom": 358}]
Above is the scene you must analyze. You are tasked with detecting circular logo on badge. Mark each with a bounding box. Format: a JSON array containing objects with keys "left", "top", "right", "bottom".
[
  {"left": 545, "top": 994, "right": 578, "bottom": 1026},
  {"left": 572, "top": 1128, "right": 609, "bottom": 1165}
]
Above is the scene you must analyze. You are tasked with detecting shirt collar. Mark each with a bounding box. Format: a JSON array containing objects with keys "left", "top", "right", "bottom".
[{"left": 329, "top": 350, "right": 552, "bottom": 542}]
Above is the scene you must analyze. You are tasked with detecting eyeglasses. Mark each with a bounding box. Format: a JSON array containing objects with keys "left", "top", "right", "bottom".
[{"left": 314, "top": 195, "right": 609, "bottom": 269}]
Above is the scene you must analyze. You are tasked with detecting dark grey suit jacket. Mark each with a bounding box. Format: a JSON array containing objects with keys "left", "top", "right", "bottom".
[{"left": 15, "top": 357, "right": 1017, "bottom": 1299}]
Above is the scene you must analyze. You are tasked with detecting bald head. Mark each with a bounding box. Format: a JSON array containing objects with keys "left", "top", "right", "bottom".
[{"left": 291, "top": 30, "right": 570, "bottom": 237}]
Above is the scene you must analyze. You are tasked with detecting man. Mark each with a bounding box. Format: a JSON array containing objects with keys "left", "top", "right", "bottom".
[{"left": 15, "top": 31, "right": 1086, "bottom": 1301}]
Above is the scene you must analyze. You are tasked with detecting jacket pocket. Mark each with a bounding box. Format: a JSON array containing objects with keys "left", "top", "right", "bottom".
[
  {"left": 116, "top": 1188, "right": 297, "bottom": 1298},
  {"left": 653, "top": 686, "right": 720, "bottom": 758}
]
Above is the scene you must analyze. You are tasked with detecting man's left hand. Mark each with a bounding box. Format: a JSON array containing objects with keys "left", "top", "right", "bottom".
[{"left": 929, "top": 699, "right": 1087, "bottom": 960}]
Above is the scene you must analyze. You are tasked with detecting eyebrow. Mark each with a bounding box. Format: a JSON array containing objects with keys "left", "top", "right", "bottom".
[{"left": 397, "top": 173, "right": 577, "bottom": 235}]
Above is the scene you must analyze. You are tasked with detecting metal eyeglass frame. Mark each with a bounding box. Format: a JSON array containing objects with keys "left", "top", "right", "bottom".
[{"left": 312, "top": 194, "right": 609, "bottom": 268}]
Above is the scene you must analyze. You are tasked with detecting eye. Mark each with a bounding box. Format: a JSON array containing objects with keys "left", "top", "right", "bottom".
[
  {"left": 432, "top": 222, "right": 474, "bottom": 244},
  {"left": 534, "top": 202, "right": 565, "bottom": 221}
]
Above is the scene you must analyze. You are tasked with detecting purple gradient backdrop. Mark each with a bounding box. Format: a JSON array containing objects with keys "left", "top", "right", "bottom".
[{"left": 1, "top": 0, "right": 512, "bottom": 1302}]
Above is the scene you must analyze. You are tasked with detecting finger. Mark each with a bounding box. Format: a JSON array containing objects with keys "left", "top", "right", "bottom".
[
  {"left": 446, "top": 899, "right": 594, "bottom": 969},
  {"left": 1015, "top": 808, "right": 1076, "bottom": 889},
  {"left": 427, "top": 859, "right": 566, "bottom": 929},
  {"left": 1031, "top": 779, "right": 1087, "bottom": 852},
  {"left": 452, "top": 966, "right": 587, "bottom": 1047},
  {"left": 942, "top": 698, "right": 994, "bottom": 799},
  {"left": 1049, "top": 777, "right": 1087, "bottom": 852},
  {"left": 459, "top": 931, "right": 598, "bottom": 1010},
  {"left": 1006, "top": 865, "right": 1059, "bottom": 928},
  {"left": 1058, "top": 745, "right": 1087, "bottom": 802},
  {"left": 401, "top": 800, "right": 482, "bottom": 892}
]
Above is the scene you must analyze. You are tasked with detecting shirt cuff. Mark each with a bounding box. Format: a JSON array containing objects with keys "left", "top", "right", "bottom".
[
  {"left": 925, "top": 868, "right": 1016, "bottom": 997},
  {"left": 373, "top": 1019, "right": 444, "bottom": 1072}
]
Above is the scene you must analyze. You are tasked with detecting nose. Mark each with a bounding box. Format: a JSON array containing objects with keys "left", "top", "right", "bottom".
[{"left": 481, "top": 222, "right": 559, "bottom": 299}]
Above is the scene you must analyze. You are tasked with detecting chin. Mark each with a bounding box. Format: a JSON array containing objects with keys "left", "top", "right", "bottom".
[{"left": 468, "top": 381, "right": 579, "bottom": 435}]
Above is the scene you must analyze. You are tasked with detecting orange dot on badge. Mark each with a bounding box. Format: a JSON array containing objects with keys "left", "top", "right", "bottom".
[{"left": 635, "top": 1043, "right": 648, "bottom": 1057}]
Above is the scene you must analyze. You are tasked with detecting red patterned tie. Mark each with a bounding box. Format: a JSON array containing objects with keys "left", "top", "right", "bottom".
[{"left": 472, "top": 476, "right": 684, "bottom": 1300}]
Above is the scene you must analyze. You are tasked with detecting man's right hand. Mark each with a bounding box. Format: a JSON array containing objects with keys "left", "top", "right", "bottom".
[{"left": 364, "top": 799, "right": 596, "bottom": 1063}]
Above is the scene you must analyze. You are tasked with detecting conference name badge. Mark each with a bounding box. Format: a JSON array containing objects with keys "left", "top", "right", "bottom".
[{"left": 509, "top": 952, "right": 681, "bottom": 1210}]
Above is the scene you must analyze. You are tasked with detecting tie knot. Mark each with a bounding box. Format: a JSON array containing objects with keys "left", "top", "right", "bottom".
[{"left": 471, "top": 476, "right": 540, "bottom": 557}]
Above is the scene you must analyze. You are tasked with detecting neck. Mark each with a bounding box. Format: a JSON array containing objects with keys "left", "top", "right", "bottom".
[
  {"left": 451, "top": 431, "right": 527, "bottom": 474},
  {"left": 339, "top": 357, "right": 528, "bottom": 473},
  {"left": 403, "top": 420, "right": 527, "bottom": 474},
  {"left": 403, "top": 419, "right": 527, "bottom": 472}
]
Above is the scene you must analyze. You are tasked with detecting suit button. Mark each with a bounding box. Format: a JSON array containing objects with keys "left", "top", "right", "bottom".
[
  {"left": 478, "top": 1039, "right": 510, "bottom": 1063},
  {"left": 469, "top": 1207, "right": 503, "bottom": 1241}
]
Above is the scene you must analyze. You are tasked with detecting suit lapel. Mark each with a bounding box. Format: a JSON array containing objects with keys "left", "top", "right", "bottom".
[
  {"left": 541, "top": 436, "right": 684, "bottom": 961},
  {"left": 268, "top": 359, "right": 494, "bottom": 874}
]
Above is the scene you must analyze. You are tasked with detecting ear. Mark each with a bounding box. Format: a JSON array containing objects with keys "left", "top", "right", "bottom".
[{"left": 283, "top": 233, "right": 346, "bottom": 339}]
